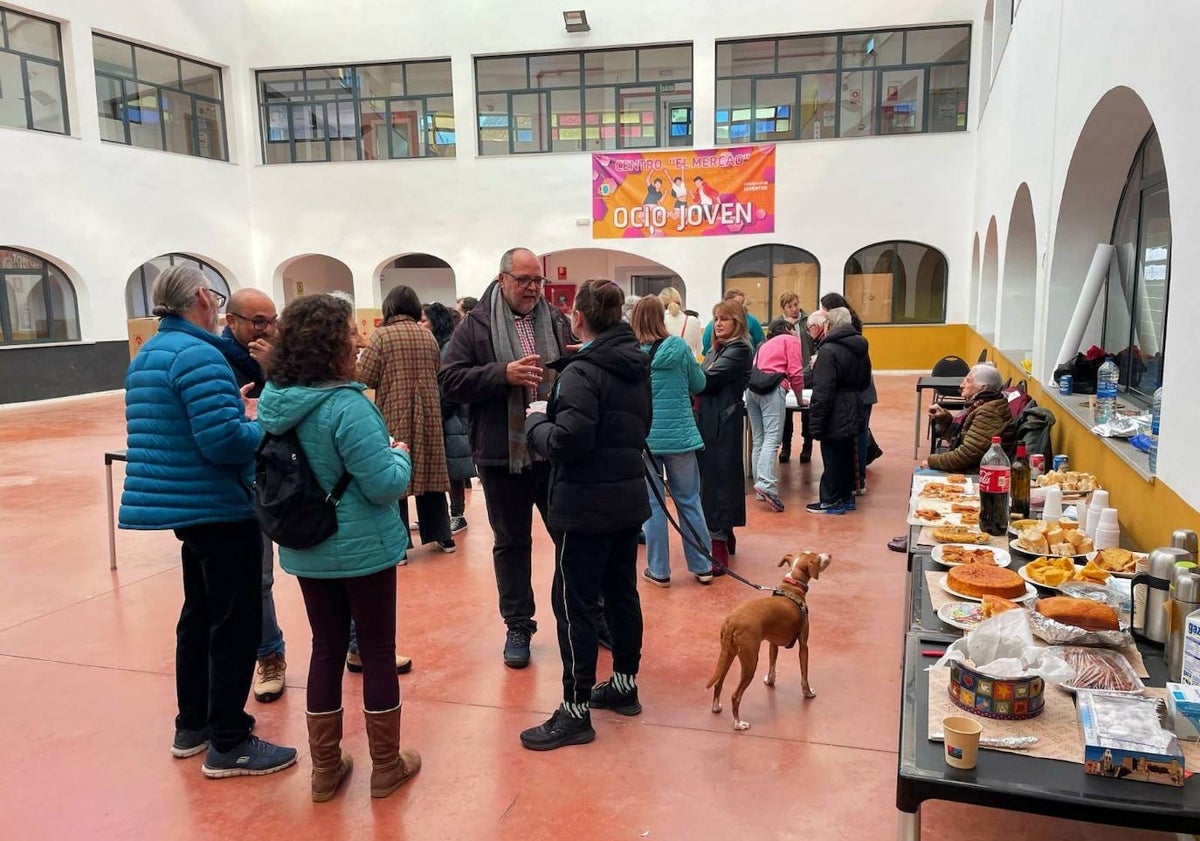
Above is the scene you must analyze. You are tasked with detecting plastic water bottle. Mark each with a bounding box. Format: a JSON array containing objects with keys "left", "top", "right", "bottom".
[
  {"left": 1149, "top": 386, "right": 1163, "bottom": 474},
  {"left": 1095, "top": 356, "right": 1119, "bottom": 424}
]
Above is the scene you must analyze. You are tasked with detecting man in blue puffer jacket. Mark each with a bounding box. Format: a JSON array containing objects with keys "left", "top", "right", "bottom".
[{"left": 120, "top": 265, "right": 296, "bottom": 779}]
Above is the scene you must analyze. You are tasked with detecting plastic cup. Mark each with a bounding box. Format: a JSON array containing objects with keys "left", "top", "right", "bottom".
[
  {"left": 1042, "top": 487, "right": 1064, "bottom": 521},
  {"left": 1099, "top": 507, "right": 1119, "bottom": 528},
  {"left": 1094, "top": 525, "right": 1121, "bottom": 550},
  {"left": 943, "top": 716, "right": 983, "bottom": 769}
]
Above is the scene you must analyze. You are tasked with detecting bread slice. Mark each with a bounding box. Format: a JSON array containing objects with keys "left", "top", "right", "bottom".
[
  {"left": 1034, "top": 596, "right": 1119, "bottom": 631},
  {"left": 982, "top": 594, "right": 1021, "bottom": 617}
]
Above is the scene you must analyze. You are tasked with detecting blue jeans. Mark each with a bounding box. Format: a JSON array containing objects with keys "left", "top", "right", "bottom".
[
  {"left": 257, "top": 536, "right": 285, "bottom": 659},
  {"left": 644, "top": 452, "right": 712, "bottom": 579},
  {"left": 746, "top": 386, "right": 786, "bottom": 494}
]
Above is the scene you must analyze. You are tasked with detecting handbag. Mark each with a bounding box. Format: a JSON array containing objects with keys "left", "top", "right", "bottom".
[{"left": 746, "top": 344, "right": 785, "bottom": 394}]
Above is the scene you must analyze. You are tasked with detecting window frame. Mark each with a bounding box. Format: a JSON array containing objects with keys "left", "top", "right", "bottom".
[
  {"left": 91, "top": 32, "right": 227, "bottom": 160},
  {"left": 721, "top": 244, "right": 821, "bottom": 323},
  {"left": 1103, "top": 127, "right": 1170, "bottom": 401},
  {"left": 0, "top": 6, "right": 69, "bottom": 135},
  {"left": 473, "top": 44, "right": 693, "bottom": 156},
  {"left": 125, "top": 253, "right": 230, "bottom": 319},
  {"left": 255, "top": 59, "right": 455, "bottom": 164},
  {"left": 842, "top": 239, "right": 949, "bottom": 325},
  {"left": 714, "top": 24, "right": 970, "bottom": 145},
  {"left": 0, "top": 248, "right": 80, "bottom": 344}
]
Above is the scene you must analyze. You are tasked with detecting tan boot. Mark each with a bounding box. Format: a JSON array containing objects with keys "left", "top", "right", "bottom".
[
  {"left": 306, "top": 709, "right": 352, "bottom": 803},
  {"left": 346, "top": 652, "right": 413, "bottom": 674},
  {"left": 364, "top": 705, "right": 421, "bottom": 798}
]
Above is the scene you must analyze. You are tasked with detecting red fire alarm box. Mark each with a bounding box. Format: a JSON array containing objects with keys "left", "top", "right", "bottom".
[
  {"left": 544, "top": 284, "right": 576, "bottom": 314},
  {"left": 557, "top": 266, "right": 568, "bottom": 280}
]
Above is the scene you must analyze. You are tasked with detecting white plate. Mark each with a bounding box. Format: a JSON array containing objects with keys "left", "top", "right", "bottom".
[
  {"left": 930, "top": 544, "right": 1011, "bottom": 568},
  {"left": 1009, "top": 538, "right": 1090, "bottom": 561},
  {"left": 937, "top": 573, "right": 1038, "bottom": 603},
  {"left": 1083, "top": 549, "right": 1147, "bottom": 579},
  {"left": 936, "top": 601, "right": 987, "bottom": 631},
  {"left": 1017, "top": 562, "right": 1084, "bottom": 591}
]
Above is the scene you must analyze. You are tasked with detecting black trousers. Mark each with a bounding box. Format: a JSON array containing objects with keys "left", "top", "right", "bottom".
[
  {"left": 448, "top": 479, "right": 466, "bottom": 518},
  {"left": 297, "top": 567, "right": 398, "bottom": 713},
  {"left": 399, "top": 492, "right": 451, "bottom": 545},
  {"left": 551, "top": 528, "right": 643, "bottom": 705},
  {"left": 173, "top": 519, "right": 261, "bottom": 751},
  {"left": 476, "top": 462, "right": 551, "bottom": 634},
  {"left": 781, "top": 410, "right": 813, "bottom": 456},
  {"left": 819, "top": 438, "right": 856, "bottom": 505}
]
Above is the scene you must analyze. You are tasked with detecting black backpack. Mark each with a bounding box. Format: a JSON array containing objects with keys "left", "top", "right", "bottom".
[{"left": 255, "top": 429, "right": 352, "bottom": 550}]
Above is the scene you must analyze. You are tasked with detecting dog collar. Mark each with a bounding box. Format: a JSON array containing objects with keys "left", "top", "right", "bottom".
[{"left": 782, "top": 575, "right": 809, "bottom": 593}]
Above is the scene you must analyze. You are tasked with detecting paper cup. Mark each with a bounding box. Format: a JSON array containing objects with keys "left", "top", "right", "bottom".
[{"left": 943, "top": 715, "right": 983, "bottom": 769}]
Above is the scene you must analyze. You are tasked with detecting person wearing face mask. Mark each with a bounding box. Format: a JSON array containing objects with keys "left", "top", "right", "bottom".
[
  {"left": 923, "top": 364, "right": 1015, "bottom": 472},
  {"left": 439, "top": 247, "right": 574, "bottom": 669},
  {"left": 694, "top": 299, "right": 752, "bottom": 568},
  {"left": 520, "top": 279, "right": 651, "bottom": 751}
]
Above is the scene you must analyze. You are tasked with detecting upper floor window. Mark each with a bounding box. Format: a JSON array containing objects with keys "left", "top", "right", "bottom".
[
  {"left": 844, "top": 240, "right": 947, "bottom": 324},
  {"left": 93, "top": 34, "right": 227, "bottom": 160},
  {"left": 1106, "top": 127, "right": 1169, "bottom": 399},
  {"left": 257, "top": 60, "right": 455, "bottom": 164},
  {"left": 722, "top": 244, "right": 819, "bottom": 323},
  {"left": 0, "top": 248, "right": 79, "bottom": 343},
  {"left": 125, "top": 253, "right": 230, "bottom": 318},
  {"left": 475, "top": 44, "right": 692, "bottom": 156},
  {"left": 0, "top": 7, "right": 67, "bottom": 134},
  {"left": 715, "top": 25, "right": 968, "bottom": 145}
]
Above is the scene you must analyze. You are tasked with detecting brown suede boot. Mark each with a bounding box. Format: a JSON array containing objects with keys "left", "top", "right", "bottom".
[
  {"left": 306, "top": 709, "right": 353, "bottom": 803},
  {"left": 364, "top": 705, "right": 421, "bottom": 798}
]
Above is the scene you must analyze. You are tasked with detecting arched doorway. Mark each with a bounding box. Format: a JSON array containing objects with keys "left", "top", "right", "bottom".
[
  {"left": 375, "top": 253, "right": 456, "bottom": 308},
  {"left": 969, "top": 232, "right": 981, "bottom": 327},
  {"left": 125, "top": 253, "right": 232, "bottom": 318},
  {"left": 978, "top": 218, "right": 999, "bottom": 337},
  {"left": 843, "top": 240, "right": 947, "bottom": 324},
  {"left": 275, "top": 254, "right": 353, "bottom": 304},
  {"left": 722, "top": 244, "right": 818, "bottom": 322},
  {"left": 0, "top": 247, "right": 80, "bottom": 343},
  {"left": 540, "top": 248, "right": 683, "bottom": 314},
  {"left": 999, "top": 184, "right": 1036, "bottom": 353}
]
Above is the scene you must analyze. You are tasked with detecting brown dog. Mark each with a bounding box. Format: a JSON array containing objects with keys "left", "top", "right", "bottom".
[{"left": 706, "top": 551, "right": 831, "bottom": 731}]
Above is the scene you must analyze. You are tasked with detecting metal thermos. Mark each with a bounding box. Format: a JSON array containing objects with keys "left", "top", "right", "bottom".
[
  {"left": 1167, "top": 570, "right": 1200, "bottom": 682},
  {"left": 1172, "top": 529, "right": 1199, "bottom": 558},
  {"left": 1132, "top": 547, "right": 1190, "bottom": 644}
]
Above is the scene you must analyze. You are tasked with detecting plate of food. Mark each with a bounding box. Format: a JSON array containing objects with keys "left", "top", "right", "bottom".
[
  {"left": 1034, "top": 470, "right": 1100, "bottom": 497},
  {"left": 1049, "top": 646, "right": 1145, "bottom": 695},
  {"left": 930, "top": 544, "right": 1011, "bottom": 567},
  {"left": 1019, "top": 557, "right": 1112, "bottom": 589},
  {"left": 1083, "top": 546, "right": 1146, "bottom": 578},
  {"left": 931, "top": 525, "right": 991, "bottom": 545},
  {"left": 1008, "top": 517, "right": 1078, "bottom": 536},
  {"left": 936, "top": 595, "right": 1023, "bottom": 631},
  {"left": 1010, "top": 521, "right": 1093, "bottom": 558},
  {"left": 937, "top": 567, "right": 1038, "bottom": 603},
  {"left": 917, "top": 482, "right": 970, "bottom": 502}
]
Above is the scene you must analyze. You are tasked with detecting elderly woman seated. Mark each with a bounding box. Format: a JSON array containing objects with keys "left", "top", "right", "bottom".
[{"left": 923, "top": 364, "right": 1016, "bottom": 472}]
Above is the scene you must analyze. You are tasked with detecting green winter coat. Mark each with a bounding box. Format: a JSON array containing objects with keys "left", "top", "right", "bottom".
[
  {"left": 257, "top": 381, "right": 411, "bottom": 579},
  {"left": 642, "top": 335, "right": 706, "bottom": 455}
]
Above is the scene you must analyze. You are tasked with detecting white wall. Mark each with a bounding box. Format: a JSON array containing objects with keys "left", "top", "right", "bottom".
[{"left": 379, "top": 267, "right": 456, "bottom": 307}]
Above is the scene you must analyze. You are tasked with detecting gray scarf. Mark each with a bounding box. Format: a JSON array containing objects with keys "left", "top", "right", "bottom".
[{"left": 489, "top": 282, "right": 562, "bottom": 473}]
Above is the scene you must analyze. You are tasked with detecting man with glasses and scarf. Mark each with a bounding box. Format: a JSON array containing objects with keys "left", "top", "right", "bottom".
[
  {"left": 217, "top": 288, "right": 288, "bottom": 704},
  {"left": 440, "top": 248, "right": 574, "bottom": 668}
]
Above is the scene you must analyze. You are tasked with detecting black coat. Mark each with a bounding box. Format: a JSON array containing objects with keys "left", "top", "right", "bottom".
[
  {"left": 695, "top": 338, "right": 751, "bottom": 531},
  {"left": 525, "top": 323, "right": 652, "bottom": 534},
  {"left": 438, "top": 281, "right": 574, "bottom": 467},
  {"left": 438, "top": 345, "right": 476, "bottom": 481},
  {"left": 809, "top": 325, "right": 872, "bottom": 441}
]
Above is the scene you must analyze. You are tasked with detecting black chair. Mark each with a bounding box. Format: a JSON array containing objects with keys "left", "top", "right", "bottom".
[
  {"left": 926, "top": 355, "right": 970, "bottom": 452},
  {"left": 977, "top": 349, "right": 989, "bottom": 364}
]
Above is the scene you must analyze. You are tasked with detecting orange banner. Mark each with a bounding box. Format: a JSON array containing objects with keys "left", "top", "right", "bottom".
[{"left": 592, "top": 145, "right": 775, "bottom": 239}]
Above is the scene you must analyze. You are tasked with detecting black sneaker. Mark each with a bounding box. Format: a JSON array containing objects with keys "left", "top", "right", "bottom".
[
  {"left": 171, "top": 727, "right": 210, "bottom": 759},
  {"left": 503, "top": 628, "right": 531, "bottom": 669},
  {"left": 520, "top": 709, "right": 595, "bottom": 751},
  {"left": 436, "top": 538, "right": 457, "bottom": 553},
  {"left": 449, "top": 516, "right": 467, "bottom": 534},
  {"left": 589, "top": 680, "right": 642, "bottom": 716},
  {"left": 201, "top": 735, "right": 297, "bottom": 779}
]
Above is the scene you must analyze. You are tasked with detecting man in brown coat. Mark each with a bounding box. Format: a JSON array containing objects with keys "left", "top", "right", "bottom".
[{"left": 924, "top": 364, "right": 1016, "bottom": 472}]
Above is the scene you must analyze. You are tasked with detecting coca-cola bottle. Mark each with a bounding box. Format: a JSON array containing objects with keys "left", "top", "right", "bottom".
[
  {"left": 1010, "top": 442, "right": 1031, "bottom": 519},
  {"left": 979, "top": 436, "right": 1011, "bottom": 536}
]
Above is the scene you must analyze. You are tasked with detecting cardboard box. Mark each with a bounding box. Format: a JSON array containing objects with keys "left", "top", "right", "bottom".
[
  {"left": 127, "top": 318, "right": 159, "bottom": 359},
  {"left": 1079, "top": 691, "right": 1185, "bottom": 787},
  {"left": 1166, "top": 683, "right": 1200, "bottom": 742}
]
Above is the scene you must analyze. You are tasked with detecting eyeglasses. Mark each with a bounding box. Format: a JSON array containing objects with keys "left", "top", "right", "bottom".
[
  {"left": 228, "top": 312, "right": 277, "bottom": 330},
  {"left": 503, "top": 272, "right": 547, "bottom": 289},
  {"left": 205, "top": 288, "right": 227, "bottom": 309}
]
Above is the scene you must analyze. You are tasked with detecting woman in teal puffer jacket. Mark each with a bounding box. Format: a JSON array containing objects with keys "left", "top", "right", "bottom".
[
  {"left": 629, "top": 296, "right": 714, "bottom": 586},
  {"left": 257, "top": 294, "right": 420, "bottom": 803}
]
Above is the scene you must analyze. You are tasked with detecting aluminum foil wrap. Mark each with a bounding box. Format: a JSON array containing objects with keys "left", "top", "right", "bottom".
[
  {"left": 1027, "top": 607, "right": 1133, "bottom": 647},
  {"left": 931, "top": 731, "right": 1038, "bottom": 750}
]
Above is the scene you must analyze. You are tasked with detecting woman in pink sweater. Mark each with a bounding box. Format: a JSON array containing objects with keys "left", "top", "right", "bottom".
[{"left": 747, "top": 318, "right": 806, "bottom": 512}]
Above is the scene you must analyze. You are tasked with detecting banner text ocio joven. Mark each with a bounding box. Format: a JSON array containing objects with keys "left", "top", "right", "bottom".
[{"left": 591, "top": 145, "right": 775, "bottom": 239}]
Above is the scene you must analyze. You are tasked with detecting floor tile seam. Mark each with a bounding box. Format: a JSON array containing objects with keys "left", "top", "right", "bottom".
[
  {"left": 0, "top": 652, "right": 175, "bottom": 679},
  {"left": 0, "top": 565, "right": 177, "bottom": 635}
]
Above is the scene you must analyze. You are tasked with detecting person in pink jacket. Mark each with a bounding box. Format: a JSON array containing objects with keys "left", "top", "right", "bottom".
[{"left": 747, "top": 318, "right": 806, "bottom": 512}]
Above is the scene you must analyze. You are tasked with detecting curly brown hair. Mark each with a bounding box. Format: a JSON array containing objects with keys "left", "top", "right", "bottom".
[{"left": 266, "top": 294, "right": 355, "bottom": 387}]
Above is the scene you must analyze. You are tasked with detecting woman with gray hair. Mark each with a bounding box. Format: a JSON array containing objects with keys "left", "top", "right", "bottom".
[{"left": 925, "top": 363, "right": 1016, "bottom": 472}]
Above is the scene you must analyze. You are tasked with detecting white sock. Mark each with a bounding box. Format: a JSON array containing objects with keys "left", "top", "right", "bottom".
[
  {"left": 561, "top": 701, "right": 588, "bottom": 719},
  {"left": 610, "top": 672, "right": 637, "bottom": 693}
]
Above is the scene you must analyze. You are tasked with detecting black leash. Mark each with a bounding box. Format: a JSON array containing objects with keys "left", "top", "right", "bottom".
[{"left": 641, "top": 452, "right": 770, "bottom": 592}]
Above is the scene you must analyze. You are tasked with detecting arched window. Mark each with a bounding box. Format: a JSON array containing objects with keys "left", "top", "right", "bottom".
[
  {"left": 126, "top": 254, "right": 230, "bottom": 318},
  {"left": 0, "top": 248, "right": 80, "bottom": 344},
  {"left": 843, "top": 240, "right": 947, "bottom": 324},
  {"left": 721, "top": 244, "right": 819, "bottom": 323},
  {"left": 1106, "top": 127, "right": 1169, "bottom": 398}
]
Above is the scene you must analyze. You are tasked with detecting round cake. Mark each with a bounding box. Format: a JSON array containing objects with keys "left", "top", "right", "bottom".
[{"left": 948, "top": 564, "right": 1026, "bottom": 599}]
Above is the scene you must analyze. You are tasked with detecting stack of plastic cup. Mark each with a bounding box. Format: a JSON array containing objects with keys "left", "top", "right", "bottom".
[
  {"left": 1085, "top": 489, "right": 1110, "bottom": 538},
  {"left": 1041, "top": 487, "right": 1064, "bottom": 522},
  {"left": 1094, "top": 507, "right": 1120, "bottom": 549}
]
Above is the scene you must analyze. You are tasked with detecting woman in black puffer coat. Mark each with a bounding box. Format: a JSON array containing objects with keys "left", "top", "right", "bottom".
[
  {"left": 521, "top": 279, "right": 652, "bottom": 751},
  {"left": 422, "top": 303, "right": 475, "bottom": 533},
  {"left": 807, "top": 307, "right": 871, "bottom": 514}
]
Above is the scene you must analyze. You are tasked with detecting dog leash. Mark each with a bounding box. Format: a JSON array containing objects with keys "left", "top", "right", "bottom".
[{"left": 641, "top": 453, "right": 771, "bottom": 592}]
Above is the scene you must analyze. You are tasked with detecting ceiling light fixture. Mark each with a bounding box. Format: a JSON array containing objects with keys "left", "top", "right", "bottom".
[{"left": 563, "top": 10, "right": 590, "bottom": 33}]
